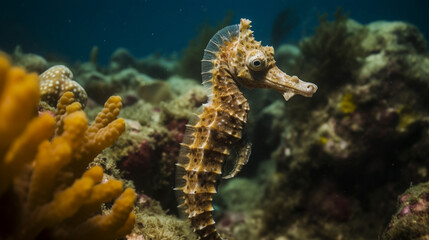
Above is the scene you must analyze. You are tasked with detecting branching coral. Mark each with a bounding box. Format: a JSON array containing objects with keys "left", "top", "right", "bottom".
[
  {"left": 55, "top": 91, "right": 126, "bottom": 175},
  {"left": 0, "top": 55, "right": 135, "bottom": 240},
  {"left": 0, "top": 54, "right": 45, "bottom": 193}
]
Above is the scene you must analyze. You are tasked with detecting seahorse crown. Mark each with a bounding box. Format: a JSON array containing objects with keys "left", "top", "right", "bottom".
[
  {"left": 176, "top": 18, "right": 317, "bottom": 240},
  {"left": 203, "top": 19, "right": 317, "bottom": 100}
]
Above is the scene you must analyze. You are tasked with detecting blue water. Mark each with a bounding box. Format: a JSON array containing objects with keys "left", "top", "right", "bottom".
[{"left": 1, "top": 0, "right": 428, "bottom": 63}]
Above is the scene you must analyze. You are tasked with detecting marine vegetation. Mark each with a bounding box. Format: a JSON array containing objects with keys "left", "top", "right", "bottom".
[
  {"left": 298, "top": 8, "right": 365, "bottom": 102},
  {"left": 175, "top": 18, "right": 317, "bottom": 240},
  {"left": 0, "top": 55, "right": 135, "bottom": 240},
  {"left": 270, "top": 6, "right": 301, "bottom": 48}
]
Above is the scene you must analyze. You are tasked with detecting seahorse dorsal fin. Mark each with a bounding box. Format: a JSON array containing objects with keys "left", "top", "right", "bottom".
[{"left": 222, "top": 141, "right": 252, "bottom": 179}]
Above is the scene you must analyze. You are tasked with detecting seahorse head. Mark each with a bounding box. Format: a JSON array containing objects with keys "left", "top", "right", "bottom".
[{"left": 230, "top": 18, "right": 317, "bottom": 101}]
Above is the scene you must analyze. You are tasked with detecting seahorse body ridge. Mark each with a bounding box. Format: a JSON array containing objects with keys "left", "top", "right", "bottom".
[{"left": 175, "top": 18, "right": 317, "bottom": 240}]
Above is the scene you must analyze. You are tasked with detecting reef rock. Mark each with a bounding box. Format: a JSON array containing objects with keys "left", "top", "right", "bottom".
[
  {"left": 136, "top": 53, "right": 178, "bottom": 79},
  {"left": 109, "top": 48, "right": 137, "bottom": 73},
  {"left": 11, "top": 46, "right": 47, "bottom": 74},
  {"left": 382, "top": 182, "right": 429, "bottom": 240}
]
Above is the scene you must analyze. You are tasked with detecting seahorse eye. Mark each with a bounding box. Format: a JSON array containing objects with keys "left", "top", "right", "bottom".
[
  {"left": 246, "top": 51, "right": 266, "bottom": 71},
  {"left": 252, "top": 59, "right": 261, "bottom": 67}
]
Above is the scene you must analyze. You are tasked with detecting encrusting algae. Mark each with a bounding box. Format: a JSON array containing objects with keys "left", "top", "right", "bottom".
[
  {"left": 0, "top": 54, "right": 135, "bottom": 240},
  {"left": 340, "top": 92, "right": 357, "bottom": 114}
]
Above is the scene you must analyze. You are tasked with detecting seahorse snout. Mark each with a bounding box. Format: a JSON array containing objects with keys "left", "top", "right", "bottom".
[
  {"left": 301, "top": 82, "right": 318, "bottom": 96},
  {"left": 263, "top": 66, "right": 318, "bottom": 101}
]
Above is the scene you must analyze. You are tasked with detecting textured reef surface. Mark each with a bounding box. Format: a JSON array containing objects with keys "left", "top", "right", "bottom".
[{"left": 2, "top": 11, "right": 429, "bottom": 240}]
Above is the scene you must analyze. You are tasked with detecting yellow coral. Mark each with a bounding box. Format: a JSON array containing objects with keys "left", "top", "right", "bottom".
[
  {"left": 340, "top": 92, "right": 357, "bottom": 114},
  {"left": 54, "top": 92, "right": 125, "bottom": 175},
  {"left": 0, "top": 55, "right": 135, "bottom": 240},
  {"left": 398, "top": 112, "right": 418, "bottom": 132},
  {"left": 55, "top": 91, "right": 76, "bottom": 136},
  {"left": 318, "top": 136, "right": 328, "bottom": 145},
  {"left": 395, "top": 105, "right": 418, "bottom": 132},
  {"left": 71, "top": 188, "right": 136, "bottom": 240},
  {"left": 0, "top": 54, "right": 52, "bottom": 194}
]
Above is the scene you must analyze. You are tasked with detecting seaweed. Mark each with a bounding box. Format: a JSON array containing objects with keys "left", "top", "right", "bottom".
[
  {"left": 270, "top": 6, "right": 300, "bottom": 48},
  {"left": 299, "top": 8, "right": 366, "bottom": 100}
]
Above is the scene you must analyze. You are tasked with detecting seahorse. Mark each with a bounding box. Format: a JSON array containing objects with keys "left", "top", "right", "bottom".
[{"left": 175, "top": 18, "right": 317, "bottom": 240}]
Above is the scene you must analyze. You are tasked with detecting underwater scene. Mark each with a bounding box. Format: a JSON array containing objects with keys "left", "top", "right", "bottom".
[{"left": 1, "top": 0, "right": 429, "bottom": 239}]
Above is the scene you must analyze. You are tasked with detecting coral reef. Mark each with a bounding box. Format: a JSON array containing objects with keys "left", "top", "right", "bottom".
[
  {"left": 215, "top": 179, "right": 265, "bottom": 240},
  {"left": 129, "top": 192, "right": 199, "bottom": 239},
  {"left": 78, "top": 61, "right": 178, "bottom": 105},
  {"left": 382, "top": 182, "right": 429, "bottom": 240},
  {"left": 74, "top": 47, "right": 209, "bottom": 212},
  {"left": 274, "top": 44, "right": 302, "bottom": 72},
  {"left": 212, "top": 160, "right": 275, "bottom": 240},
  {"left": 256, "top": 12, "right": 429, "bottom": 240},
  {"left": 108, "top": 48, "right": 177, "bottom": 79},
  {"left": 54, "top": 91, "right": 126, "bottom": 174},
  {"left": 292, "top": 9, "right": 366, "bottom": 105},
  {"left": 3, "top": 10, "right": 429, "bottom": 239},
  {"left": 99, "top": 83, "right": 207, "bottom": 211},
  {"left": 39, "top": 65, "right": 88, "bottom": 108},
  {"left": 109, "top": 48, "right": 138, "bottom": 73},
  {"left": 217, "top": 178, "right": 263, "bottom": 212},
  {"left": 137, "top": 53, "right": 178, "bottom": 80},
  {"left": 0, "top": 55, "right": 135, "bottom": 240},
  {"left": 11, "top": 46, "right": 48, "bottom": 74},
  {"left": 74, "top": 46, "right": 209, "bottom": 219}
]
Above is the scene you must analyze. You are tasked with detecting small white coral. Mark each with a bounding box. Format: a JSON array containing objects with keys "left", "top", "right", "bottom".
[{"left": 40, "top": 65, "right": 88, "bottom": 108}]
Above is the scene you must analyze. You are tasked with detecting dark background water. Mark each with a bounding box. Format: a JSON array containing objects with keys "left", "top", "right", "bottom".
[{"left": 1, "top": 0, "right": 427, "bottom": 64}]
